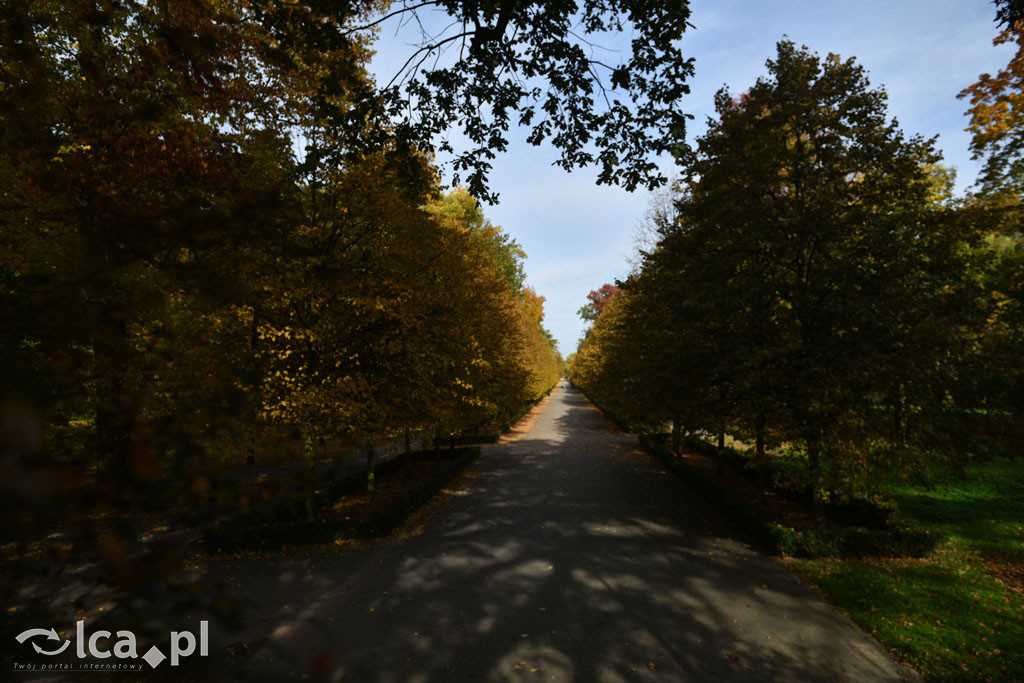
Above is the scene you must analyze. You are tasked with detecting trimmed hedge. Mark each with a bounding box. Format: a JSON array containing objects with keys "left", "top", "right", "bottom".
[
  {"left": 211, "top": 385, "right": 552, "bottom": 549},
  {"left": 638, "top": 435, "right": 936, "bottom": 559},
  {"left": 574, "top": 386, "right": 637, "bottom": 433},
  {"left": 764, "top": 520, "right": 937, "bottom": 559},
  {"left": 672, "top": 433, "right": 895, "bottom": 529},
  {"left": 452, "top": 432, "right": 502, "bottom": 445},
  {"left": 202, "top": 446, "right": 481, "bottom": 552}
]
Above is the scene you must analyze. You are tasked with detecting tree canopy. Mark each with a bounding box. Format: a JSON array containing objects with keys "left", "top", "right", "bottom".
[
  {"left": 995, "top": 0, "right": 1024, "bottom": 29},
  {"left": 577, "top": 283, "right": 620, "bottom": 323},
  {"left": 960, "top": 21, "right": 1024, "bottom": 198},
  {"left": 571, "top": 41, "right": 993, "bottom": 520},
  {"left": 0, "top": 0, "right": 562, "bottom": 568},
  {"left": 367, "top": 0, "right": 695, "bottom": 200}
]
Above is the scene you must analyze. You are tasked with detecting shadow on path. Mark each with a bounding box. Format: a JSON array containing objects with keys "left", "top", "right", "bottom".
[{"left": 209, "top": 388, "right": 910, "bottom": 682}]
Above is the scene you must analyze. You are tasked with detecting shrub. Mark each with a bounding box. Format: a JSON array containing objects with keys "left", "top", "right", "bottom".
[{"left": 638, "top": 435, "right": 936, "bottom": 559}]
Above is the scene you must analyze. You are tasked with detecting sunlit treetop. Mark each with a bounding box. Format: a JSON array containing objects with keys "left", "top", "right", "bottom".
[
  {"left": 577, "top": 283, "right": 619, "bottom": 323},
  {"left": 960, "top": 20, "right": 1024, "bottom": 198}
]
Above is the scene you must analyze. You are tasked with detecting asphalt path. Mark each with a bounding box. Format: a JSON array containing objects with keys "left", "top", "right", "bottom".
[{"left": 210, "top": 387, "right": 912, "bottom": 682}]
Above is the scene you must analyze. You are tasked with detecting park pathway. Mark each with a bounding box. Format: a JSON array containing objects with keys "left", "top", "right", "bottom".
[{"left": 212, "top": 387, "right": 913, "bottom": 681}]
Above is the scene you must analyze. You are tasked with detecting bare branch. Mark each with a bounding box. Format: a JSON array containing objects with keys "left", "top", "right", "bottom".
[
  {"left": 341, "top": 1, "right": 442, "bottom": 37},
  {"left": 384, "top": 30, "right": 475, "bottom": 90}
]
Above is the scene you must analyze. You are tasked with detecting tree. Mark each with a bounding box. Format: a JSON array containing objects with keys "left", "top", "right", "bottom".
[
  {"left": 425, "top": 187, "right": 527, "bottom": 292},
  {"left": 3, "top": 0, "right": 672, "bottom": 495},
  {"left": 575, "top": 41, "right": 984, "bottom": 521},
  {"left": 677, "top": 42, "right": 983, "bottom": 518},
  {"left": 577, "top": 283, "right": 620, "bottom": 322},
  {"left": 954, "top": 195, "right": 1024, "bottom": 452},
  {"left": 0, "top": 1, "right": 564, "bottom": 639},
  {"left": 425, "top": 189, "right": 559, "bottom": 422},
  {"left": 570, "top": 284, "right": 645, "bottom": 417},
  {"left": 995, "top": 0, "right": 1024, "bottom": 29},
  {"left": 959, "top": 22, "right": 1024, "bottom": 197},
  {"left": 0, "top": 0, "right": 299, "bottom": 490},
  {"left": 957, "top": 18, "right": 1024, "bottom": 450},
  {"left": 522, "top": 287, "right": 547, "bottom": 326}
]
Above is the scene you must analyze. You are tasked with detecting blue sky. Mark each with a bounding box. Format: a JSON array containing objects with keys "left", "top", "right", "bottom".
[{"left": 369, "top": 1, "right": 1015, "bottom": 354}]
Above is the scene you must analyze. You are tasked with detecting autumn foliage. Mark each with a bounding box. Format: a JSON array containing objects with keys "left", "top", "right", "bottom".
[
  {"left": 576, "top": 284, "right": 620, "bottom": 323},
  {"left": 0, "top": 1, "right": 559, "bottom": 538}
]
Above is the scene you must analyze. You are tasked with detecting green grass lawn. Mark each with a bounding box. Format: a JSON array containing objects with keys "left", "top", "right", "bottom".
[{"left": 790, "top": 458, "right": 1024, "bottom": 681}]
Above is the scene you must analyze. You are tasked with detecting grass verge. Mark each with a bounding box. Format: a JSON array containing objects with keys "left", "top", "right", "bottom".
[
  {"left": 789, "top": 457, "right": 1024, "bottom": 681},
  {"left": 592, "top": 392, "right": 1022, "bottom": 680}
]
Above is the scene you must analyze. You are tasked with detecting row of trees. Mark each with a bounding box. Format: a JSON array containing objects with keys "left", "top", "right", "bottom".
[
  {"left": 0, "top": 1, "right": 563, "bottom": 505},
  {"left": 571, "top": 39, "right": 1023, "bottom": 519}
]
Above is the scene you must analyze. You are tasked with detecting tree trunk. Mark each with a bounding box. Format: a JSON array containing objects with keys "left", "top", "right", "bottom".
[
  {"left": 304, "top": 435, "right": 315, "bottom": 522},
  {"left": 365, "top": 442, "right": 376, "bottom": 498},
  {"left": 671, "top": 414, "right": 682, "bottom": 456},
  {"left": 93, "top": 306, "right": 133, "bottom": 493},
  {"left": 716, "top": 419, "right": 726, "bottom": 479},
  {"left": 755, "top": 411, "right": 767, "bottom": 500},
  {"left": 807, "top": 437, "right": 824, "bottom": 526},
  {"left": 245, "top": 308, "right": 260, "bottom": 469},
  {"left": 404, "top": 429, "right": 413, "bottom": 469},
  {"left": 892, "top": 383, "right": 907, "bottom": 446}
]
